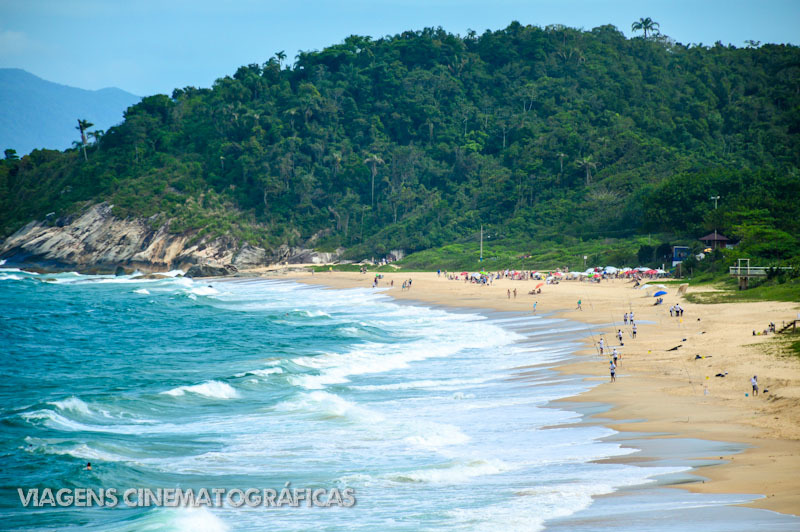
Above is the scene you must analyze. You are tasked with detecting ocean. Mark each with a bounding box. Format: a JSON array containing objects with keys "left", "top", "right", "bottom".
[{"left": 1, "top": 268, "right": 797, "bottom": 531}]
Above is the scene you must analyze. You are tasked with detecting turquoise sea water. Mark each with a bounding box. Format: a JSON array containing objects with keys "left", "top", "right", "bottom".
[{"left": 0, "top": 267, "right": 797, "bottom": 531}]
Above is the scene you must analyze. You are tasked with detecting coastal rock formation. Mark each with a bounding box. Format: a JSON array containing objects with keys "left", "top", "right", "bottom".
[
  {"left": 0, "top": 203, "right": 280, "bottom": 272},
  {"left": 185, "top": 264, "right": 238, "bottom": 278},
  {"left": 232, "top": 244, "right": 268, "bottom": 268},
  {"left": 285, "top": 248, "right": 342, "bottom": 264}
]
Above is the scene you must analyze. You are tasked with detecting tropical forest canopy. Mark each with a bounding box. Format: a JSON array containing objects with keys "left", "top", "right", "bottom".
[{"left": 1, "top": 21, "right": 799, "bottom": 265}]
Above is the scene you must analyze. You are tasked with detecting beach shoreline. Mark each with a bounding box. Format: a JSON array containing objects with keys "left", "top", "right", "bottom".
[{"left": 257, "top": 268, "right": 800, "bottom": 516}]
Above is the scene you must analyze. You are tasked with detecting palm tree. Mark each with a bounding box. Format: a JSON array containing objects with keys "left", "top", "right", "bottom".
[
  {"left": 88, "top": 129, "right": 104, "bottom": 145},
  {"left": 575, "top": 156, "right": 599, "bottom": 186},
  {"left": 363, "top": 154, "right": 384, "bottom": 207},
  {"left": 631, "top": 17, "right": 660, "bottom": 39},
  {"left": 275, "top": 50, "right": 286, "bottom": 68},
  {"left": 556, "top": 152, "right": 567, "bottom": 174},
  {"left": 75, "top": 119, "right": 93, "bottom": 161}
]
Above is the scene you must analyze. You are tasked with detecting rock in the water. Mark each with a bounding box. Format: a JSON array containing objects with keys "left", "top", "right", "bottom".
[{"left": 185, "top": 264, "right": 238, "bottom": 278}]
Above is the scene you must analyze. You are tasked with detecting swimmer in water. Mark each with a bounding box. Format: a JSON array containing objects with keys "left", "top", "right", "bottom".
[{"left": 85, "top": 462, "right": 92, "bottom": 470}]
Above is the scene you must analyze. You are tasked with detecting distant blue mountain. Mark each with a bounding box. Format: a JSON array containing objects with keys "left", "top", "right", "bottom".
[{"left": 0, "top": 68, "right": 141, "bottom": 155}]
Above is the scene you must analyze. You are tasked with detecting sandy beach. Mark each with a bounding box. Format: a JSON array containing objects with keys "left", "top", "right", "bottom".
[{"left": 256, "top": 268, "right": 800, "bottom": 515}]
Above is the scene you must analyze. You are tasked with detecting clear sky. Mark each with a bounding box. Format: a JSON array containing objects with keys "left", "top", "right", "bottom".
[{"left": 1, "top": 0, "right": 798, "bottom": 97}]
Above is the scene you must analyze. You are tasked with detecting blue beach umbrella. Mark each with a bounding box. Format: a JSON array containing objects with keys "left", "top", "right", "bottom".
[{"left": 653, "top": 290, "right": 667, "bottom": 297}]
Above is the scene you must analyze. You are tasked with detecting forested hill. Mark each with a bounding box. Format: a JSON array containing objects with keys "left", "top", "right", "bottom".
[{"left": 2, "top": 22, "right": 799, "bottom": 265}]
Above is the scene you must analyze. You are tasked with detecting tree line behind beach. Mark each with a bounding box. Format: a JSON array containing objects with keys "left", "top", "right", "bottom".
[{"left": 1, "top": 22, "right": 798, "bottom": 270}]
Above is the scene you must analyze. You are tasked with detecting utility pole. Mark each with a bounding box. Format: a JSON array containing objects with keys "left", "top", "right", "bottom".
[
  {"left": 710, "top": 195, "right": 721, "bottom": 249},
  {"left": 480, "top": 225, "right": 483, "bottom": 262}
]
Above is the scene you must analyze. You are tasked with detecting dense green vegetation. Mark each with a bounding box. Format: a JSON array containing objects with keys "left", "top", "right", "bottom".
[{"left": 1, "top": 22, "right": 799, "bottom": 267}]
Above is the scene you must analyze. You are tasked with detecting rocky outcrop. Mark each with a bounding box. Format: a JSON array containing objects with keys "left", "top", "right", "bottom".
[
  {"left": 232, "top": 244, "right": 268, "bottom": 268},
  {"left": 0, "top": 203, "right": 342, "bottom": 273},
  {"left": 185, "top": 264, "right": 238, "bottom": 278},
  {"left": 0, "top": 203, "right": 261, "bottom": 273},
  {"left": 286, "top": 248, "right": 342, "bottom": 264}
]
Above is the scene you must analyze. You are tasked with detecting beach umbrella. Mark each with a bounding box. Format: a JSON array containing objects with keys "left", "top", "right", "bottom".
[
  {"left": 653, "top": 290, "right": 667, "bottom": 297},
  {"left": 636, "top": 267, "right": 649, "bottom": 272},
  {"left": 604, "top": 266, "right": 618, "bottom": 273},
  {"left": 553, "top": 272, "right": 563, "bottom": 276},
  {"left": 656, "top": 269, "right": 666, "bottom": 274},
  {"left": 646, "top": 269, "right": 658, "bottom": 274},
  {"left": 535, "top": 282, "right": 544, "bottom": 288},
  {"left": 460, "top": 272, "right": 468, "bottom": 276}
]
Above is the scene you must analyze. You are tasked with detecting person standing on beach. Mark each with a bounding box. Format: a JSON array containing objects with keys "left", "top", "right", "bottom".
[
  {"left": 629, "top": 311, "right": 635, "bottom": 322},
  {"left": 624, "top": 312, "right": 628, "bottom": 325},
  {"left": 598, "top": 337, "right": 604, "bottom": 355},
  {"left": 532, "top": 302, "right": 537, "bottom": 314},
  {"left": 577, "top": 299, "right": 582, "bottom": 310},
  {"left": 632, "top": 323, "right": 637, "bottom": 339},
  {"left": 751, "top": 376, "right": 758, "bottom": 396},
  {"left": 507, "top": 289, "right": 511, "bottom": 299},
  {"left": 612, "top": 347, "right": 619, "bottom": 367},
  {"left": 617, "top": 329, "right": 623, "bottom": 344},
  {"left": 609, "top": 360, "right": 616, "bottom": 382},
  {"left": 513, "top": 288, "right": 517, "bottom": 299}
]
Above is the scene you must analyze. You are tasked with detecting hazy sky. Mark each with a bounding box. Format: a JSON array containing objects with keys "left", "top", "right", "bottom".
[{"left": 1, "top": 0, "right": 798, "bottom": 96}]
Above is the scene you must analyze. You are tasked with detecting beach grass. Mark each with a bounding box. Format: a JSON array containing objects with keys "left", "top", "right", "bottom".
[{"left": 684, "top": 277, "right": 800, "bottom": 304}]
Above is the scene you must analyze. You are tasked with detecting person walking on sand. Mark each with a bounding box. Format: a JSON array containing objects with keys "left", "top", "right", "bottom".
[
  {"left": 632, "top": 323, "right": 637, "bottom": 339},
  {"left": 577, "top": 299, "right": 582, "bottom": 310},
  {"left": 751, "top": 375, "right": 758, "bottom": 396},
  {"left": 598, "top": 337, "right": 604, "bottom": 355},
  {"left": 532, "top": 301, "right": 537, "bottom": 314},
  {"left": 629, "top": 311, "right": 634, "bottom": 322},
  {"left": 507, "top": 289, "right": 511, "bottom": 299},
  {"left": 624, "top": 312, "right": 628, "bottom": 325},
  {"left": 612, "top": 347, "right": 619, "bottom": 367},
  {"left": 617, "top": 329, "right": 623, "bottom": 344},
  {"left": 513, "top": 288, "right": 517, "bottom": 299},
  {"left": 609, "top": 360, "right": 616, "bottom": 382}
]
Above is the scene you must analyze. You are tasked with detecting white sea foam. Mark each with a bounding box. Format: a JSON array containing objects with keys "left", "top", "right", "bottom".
[
  {"left": 387, "top": 458, "right": 514, "bottom": 484},
  {"left": 190, "top": 286, "right": 220, "bottom": 296},
  {"left": 48, "top": 396, "right": 92, "bottom": 415},
  {"left": 162, "top": 381, "right": 239, "bottom": 399},
  {"left": 0, "top": 266, "right": 38, "bottom": 274},
  {"left": 133, "top": 288, "right": 150, "bottom": 295},
  {"left": 402, "top": 422, "right": 470, "bottom": 448},
  {"left": 234, "top": 367, "right": 283, "bottom": 378},
  {"left": 288, "top": 337, "right": 496, "bottom": 390},
  {"left": 0, "top": 274, "right": 22, "bottom": 281},
  {"left": 452, "top": 392, "right": 476, "bottom": 400},
  {"left": 169, "top": 507, "right": 229, "bottom": 532},
  {"left": 47, "top": 443, "right": 132, "bottom": 463},
  {"left": 275, "top": 391, "right": 385, "bottom": 424},
  {"left": 352, "top": 377, "right": 489, "bottom": 392}
]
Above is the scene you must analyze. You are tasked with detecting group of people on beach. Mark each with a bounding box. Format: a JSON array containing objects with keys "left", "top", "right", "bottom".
[
  {"left": 603, "top": 312, "right": 641, "bottom": 382},
  {"left": 669, "top": 304, "right": 684, "bottom": 317}
]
